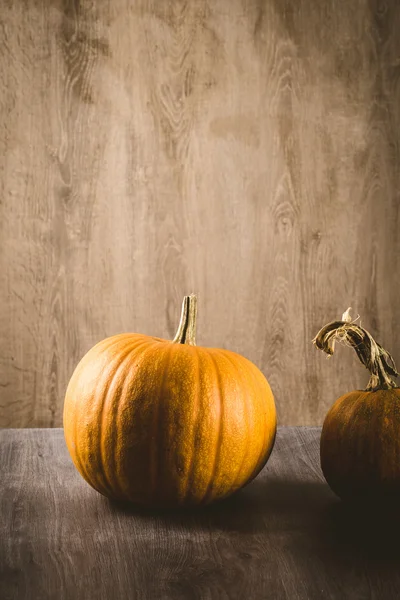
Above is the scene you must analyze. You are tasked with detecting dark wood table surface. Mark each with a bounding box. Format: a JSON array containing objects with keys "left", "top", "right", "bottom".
[{"left": 1, "top": 427, "right": 400, "bottom": 600}]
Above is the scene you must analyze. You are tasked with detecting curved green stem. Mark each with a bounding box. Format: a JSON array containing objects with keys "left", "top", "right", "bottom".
[
  {"left": 313, "top": 309, "right": 399, "bottom": 391},
  {"left": 172, "top": 294, "right": 197, "bottom": 346}
]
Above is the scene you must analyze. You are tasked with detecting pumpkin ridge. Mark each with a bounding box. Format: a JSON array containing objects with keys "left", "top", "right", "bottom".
[
  {"left": 70, "top": 335, "right": 139, "bottom": 490},
  {"left": 182, "top": 347, "right": 202, "bottom": 503},
  {"left": 114, "top": 339, "right": 164, "bottom": 500},
  {"left": 102, "top": 338, "right": 159, "bottom": 498},
  {"left": 219, "top": 351, "right": 250, "bottom": 492},
  {"left": 96, "top": 339, "right": 154, "bottom": 496},
  {"left": 150, "top": 343, "right": 174, "bottom": 502},
  {"left": 201, "top": 351, "right": 224, "bottom": 504},
  {"left": 90, "top": 340, "right": 139, "bottom": 495},
  {"left": 245, "top": 361, "right": 274, "bottom": 482}
]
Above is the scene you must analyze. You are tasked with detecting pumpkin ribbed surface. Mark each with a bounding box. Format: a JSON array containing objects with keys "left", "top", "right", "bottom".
[
  {"left": 64, "top": 323, "right": 276, "bottom": 507},
  {"left": 320, "top": 389, "right": 400, "bottom": 501}
]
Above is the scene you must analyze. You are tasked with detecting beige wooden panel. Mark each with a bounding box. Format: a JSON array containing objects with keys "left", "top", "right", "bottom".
[{"left": 0, "top": 0, "right": 399, "bottom": 427}]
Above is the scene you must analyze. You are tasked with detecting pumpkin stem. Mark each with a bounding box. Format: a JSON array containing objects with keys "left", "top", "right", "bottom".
[
  {"left": 172, "top": 294, "right": 197, "bottom": 346},
  {"left": 313, "top": 308, "right": 399, "bottom": 391}
]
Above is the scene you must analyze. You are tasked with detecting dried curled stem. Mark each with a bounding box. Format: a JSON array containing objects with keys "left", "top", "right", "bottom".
[{"left": 313, "top": 308, "right": 399, "bottom": 391}]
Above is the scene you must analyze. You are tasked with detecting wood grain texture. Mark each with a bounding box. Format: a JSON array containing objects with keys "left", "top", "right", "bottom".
[
  {"left": 2, "top": 427, "right": 400, "bottom": 599},
  {"left": 0, "top": 0, "right": 399, "bottom": 427}
]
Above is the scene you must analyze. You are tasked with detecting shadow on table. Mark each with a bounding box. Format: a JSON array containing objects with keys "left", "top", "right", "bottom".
[
  {"left": 107, "top": 477, "right": 326, "bottom": 528},
  {"left": 107, "top": 476, "right": 400, "bottom": 563},
  {"left": 320, "top": 500, "right": 400, "bottom": 563},
  {"left": 210, "top": 476, "right": 335, "bottom": 528}
]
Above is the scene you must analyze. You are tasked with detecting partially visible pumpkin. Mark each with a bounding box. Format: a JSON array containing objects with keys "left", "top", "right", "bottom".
[
  {"left": 313, "top": 308, "right": 400, "bottom": 503},
  {"left": 64, "top": 295, "right": 276, "bottom": 507}
]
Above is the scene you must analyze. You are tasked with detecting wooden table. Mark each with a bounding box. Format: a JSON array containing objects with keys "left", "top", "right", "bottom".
[{"left": 1, "top": 427, "right": 400, "bottom": 600}]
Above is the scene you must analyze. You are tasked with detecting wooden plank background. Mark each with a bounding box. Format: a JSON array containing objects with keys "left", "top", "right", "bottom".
[{"left": 0, "top": 0, "right": 399, "bottom": 428}]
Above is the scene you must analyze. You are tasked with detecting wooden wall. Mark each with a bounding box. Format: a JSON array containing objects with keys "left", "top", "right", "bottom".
[{"left": 0, "top": 0, "right": 399, "bottom": 428}]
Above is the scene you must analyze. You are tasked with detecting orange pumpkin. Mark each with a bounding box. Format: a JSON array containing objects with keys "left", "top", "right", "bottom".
[
  {"left": 64, "top": 295, "right": 276, "bottom": 507},
  {"left": 314, "top": 308, "right": 400, "bottom": 503}
]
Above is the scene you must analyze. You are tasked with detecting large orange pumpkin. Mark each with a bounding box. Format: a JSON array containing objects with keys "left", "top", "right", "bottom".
[
  {"left": 314, "top": 308, "right": 400, "bottom": 503},
  {"left": 64, "top": 295, "right": 276, "bottom": 507}
]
